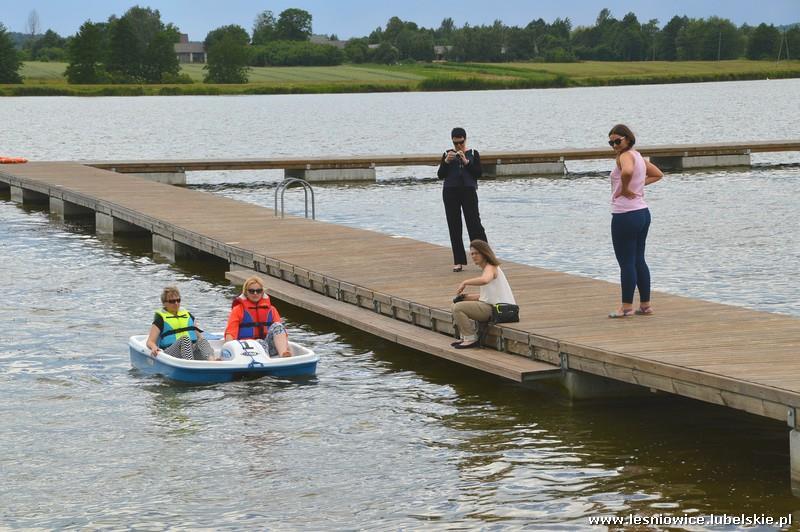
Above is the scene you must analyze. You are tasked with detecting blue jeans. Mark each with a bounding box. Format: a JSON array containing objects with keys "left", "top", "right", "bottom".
[{"left": 611, "top": 208, "right": 651, "bottom": 304}]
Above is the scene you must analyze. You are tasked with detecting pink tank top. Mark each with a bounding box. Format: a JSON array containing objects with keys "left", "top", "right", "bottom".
[{"left": 610, "top": 149, "right": 648, "bottom": 213}]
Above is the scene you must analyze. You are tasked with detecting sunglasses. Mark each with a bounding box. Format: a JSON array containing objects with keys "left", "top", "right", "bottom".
[
  {"left": 247, "top": 288, "right": 263, "bottom": 294},
  {"left": 608, "top": 137, "right": 625, "bottom": 147},
  {"left": 452, "top": 139, "right": 465, "bottom": 146},
  {"left": 165, "top": 298, "right": 181, "bottom": 304}
]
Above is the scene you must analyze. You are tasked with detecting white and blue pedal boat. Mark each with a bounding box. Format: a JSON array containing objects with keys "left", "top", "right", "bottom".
[{"left": 128, "top": 334, "right": 318, "bottom": 384}]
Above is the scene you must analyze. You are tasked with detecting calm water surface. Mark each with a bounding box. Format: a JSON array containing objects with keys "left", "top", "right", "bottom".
[{"left": 1, "top": 81, "right": 799, "bottom": 528}]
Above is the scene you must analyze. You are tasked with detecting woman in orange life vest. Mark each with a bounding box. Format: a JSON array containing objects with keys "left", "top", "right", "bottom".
[
  {"left": 145, "top": 286, "right": 216, "bottom": 360},
  {"left": 225, "top": 275, "right": 292, "bottom": 358}
]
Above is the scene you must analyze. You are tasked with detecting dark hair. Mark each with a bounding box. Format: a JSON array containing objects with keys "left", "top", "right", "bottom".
[
  {"left": 469, "top": 239, "right": 500, "bottom": 266},
  {"left": 608, "top": 124, "right": 636, "bottom": 147},
  {"left": 451, "top": 127, "right": 467, "bottom": 139}
]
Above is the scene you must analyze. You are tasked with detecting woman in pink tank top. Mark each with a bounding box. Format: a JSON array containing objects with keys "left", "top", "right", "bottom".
[{"left": 607, "top": 124, "right": 663, "bottom": 318}]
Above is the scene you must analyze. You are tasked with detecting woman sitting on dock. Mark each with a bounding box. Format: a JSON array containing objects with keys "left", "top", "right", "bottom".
[
  {"left": 607, "top": 124, "right": 663, "bottom": 318},
  {"left": 225, "top": 276, "right": 292, "bottom": 358},
  {"left": 451, "top": 240, "right": 516, "bottom": 349},
  {"left": 146, "top": 286, "right": 216, "bottom": 360}
]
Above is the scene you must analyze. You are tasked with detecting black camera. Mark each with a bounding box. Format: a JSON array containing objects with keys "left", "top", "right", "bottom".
[{"left": 452, "top": 294, "right": 465, "bottom": 304}]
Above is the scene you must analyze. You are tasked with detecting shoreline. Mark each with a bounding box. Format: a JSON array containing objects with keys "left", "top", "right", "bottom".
[{"left": 4, "top": 60, "right": 800, "bottom": 97}]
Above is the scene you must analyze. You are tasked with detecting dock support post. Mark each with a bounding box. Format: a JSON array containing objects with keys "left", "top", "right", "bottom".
[
  {"left": 791, "top": 429, "right": 800, "bottom": 496},
  {"left": 284, "top": 168, "right": 376, "bottom": 183},
  {"left": 9, "top": 185, "right": 22, "bottom": 203},
  {"left": 95, "top": 212, "right": 148, "bottom": 235},
  {"left": 650, "top": 154, "right": 751, "bottom": 171},
  {"left": 50, "top": 198, "right": 93, "bottom": 220},
  {"left": 0, "top": 181, "right": 8, "bottom": 192},
  {"left": 131, "top": 172, "right": 186, "bottom": 185},
  {"left": 561, "top": 370, "right": 649, "bottom": 400},
  {"left": 482, "top": 162, "right": 566, "bottom": 178},
  {"left": 152, "top": 234, "right": 197, "bottom": 262},
  {"left": 10, "top": 186, "right": 48, "bottom": 205}
]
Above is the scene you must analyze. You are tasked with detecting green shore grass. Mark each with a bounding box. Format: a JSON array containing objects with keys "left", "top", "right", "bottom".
[{"left": 6, "top": 60, "right": 800, "bottom": 96}]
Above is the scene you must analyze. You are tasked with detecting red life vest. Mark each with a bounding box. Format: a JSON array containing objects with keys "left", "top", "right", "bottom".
[{"left": 232, "top": 295, "right": 277, "bottom": 340}]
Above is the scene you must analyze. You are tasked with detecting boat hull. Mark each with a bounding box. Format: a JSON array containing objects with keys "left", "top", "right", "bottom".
[{"left": 128, "top": 335, "right": 318, "bottom": 384}]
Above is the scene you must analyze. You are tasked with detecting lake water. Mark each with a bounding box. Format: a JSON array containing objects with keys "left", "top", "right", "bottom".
[{"left": 1, "top": 80, "right": 799, "bottom": 529}]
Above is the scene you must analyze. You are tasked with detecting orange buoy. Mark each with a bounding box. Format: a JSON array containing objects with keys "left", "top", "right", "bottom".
[{"left": 0, "top": 157, "right": 28, "bottom": 164}]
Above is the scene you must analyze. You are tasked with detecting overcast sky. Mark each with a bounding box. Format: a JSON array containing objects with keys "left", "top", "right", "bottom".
[{"left": 2, "top": 0, "right": 798, "bottom": 39}]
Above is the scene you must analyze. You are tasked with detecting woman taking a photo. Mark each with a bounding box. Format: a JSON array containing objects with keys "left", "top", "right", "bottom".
[
  {"left": 451, "top": 240, "right": 516, "bottom": 349},
  {"left": 607, "top": 124, "right": 663, "bottom": 318},
  {"left": 437, "top": 127, "right": 487, "bottom": 273}
]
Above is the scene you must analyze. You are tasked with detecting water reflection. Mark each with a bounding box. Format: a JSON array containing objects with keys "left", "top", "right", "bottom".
[{"left": 140, "top": 381, "right": 206, "bottom": 436}]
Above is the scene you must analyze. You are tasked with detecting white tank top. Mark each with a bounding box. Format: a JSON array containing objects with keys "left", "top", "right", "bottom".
[{"left": 479, "top": 266, "right": 516, "bottom": 305}]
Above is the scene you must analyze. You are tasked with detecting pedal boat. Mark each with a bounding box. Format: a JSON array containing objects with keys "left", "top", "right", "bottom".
[{"left": 128, "top": 334, "right": 318, "bottom": 383}]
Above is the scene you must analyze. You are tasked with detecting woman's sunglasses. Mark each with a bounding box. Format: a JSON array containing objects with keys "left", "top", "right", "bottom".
[
  {"left": 247, "top": 288, "right": 263, "bottom": 294},
  {"left": 608, "top": 137, "right": 625, "bottom": 147},
  {"left": 165, "top": 298, "right": 181, "bottom": 304}
]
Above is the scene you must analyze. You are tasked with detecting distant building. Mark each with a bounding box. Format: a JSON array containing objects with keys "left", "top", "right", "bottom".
[
  {"left": 309, "top": 34, "right": 348, "bottom": 49},
  {"left": 175, "top": 34, "right": 207, "bottom": 64},
  {"left": 433, "top": 45, "right": 453, "bottom": 61}
]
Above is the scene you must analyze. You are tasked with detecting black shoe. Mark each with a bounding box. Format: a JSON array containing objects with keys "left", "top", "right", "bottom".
[
  {"left": 450, "top": 340, "right": 463, "bottom": 347},
  {"left": 452, "top": 265, "right": 464, "bottom": 272},
  {"left": 453, "top": 340, "right": 480, "bottom": 349}
]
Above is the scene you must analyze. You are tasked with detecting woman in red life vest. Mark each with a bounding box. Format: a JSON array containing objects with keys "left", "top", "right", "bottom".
[{"left": 224, "top": 276, "right": 292, "bottom": 357}]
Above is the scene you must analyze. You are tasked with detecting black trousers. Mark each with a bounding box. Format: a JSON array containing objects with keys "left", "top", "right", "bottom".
[{"left": 442, "top": 186, "right": 487, "bottom": 265}]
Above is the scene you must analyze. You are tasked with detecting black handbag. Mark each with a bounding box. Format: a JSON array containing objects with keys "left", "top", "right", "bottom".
[{"left": 491, "top": 303, "right": 519, "bottom": 323}]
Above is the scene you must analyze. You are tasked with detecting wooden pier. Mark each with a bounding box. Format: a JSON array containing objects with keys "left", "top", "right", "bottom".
[
  {"left": 2, "top": 159, "right": 800, "bottom": 489},
  {"left": 86, "top": 139, "right": 800, "bottom": 183}
]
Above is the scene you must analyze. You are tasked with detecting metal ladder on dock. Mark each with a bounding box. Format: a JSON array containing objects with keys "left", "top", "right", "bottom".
[{"left": 274, "top": 177, "right": 315, "bottom": 220}]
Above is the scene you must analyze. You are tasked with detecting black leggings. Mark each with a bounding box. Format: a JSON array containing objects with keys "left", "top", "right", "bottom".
[
  {"left": 163, "top": 336, "right": 214, "bottom": 360},
  {"left": 611, "top": 208, "right": 651, "bottom": 304},
  {"left": 442, "top": 186, "right": 487, "bottom": 265}
]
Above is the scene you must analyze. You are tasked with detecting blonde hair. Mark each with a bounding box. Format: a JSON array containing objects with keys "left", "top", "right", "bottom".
[
  {"left": 160, "top": 285, "right": 181, "bottom": 304},
  {"left": 241, "top": 275, "right": 265, "bottom": 295},
  {"left": 469, "top": 240, "right": 501, "bottom": 266}
]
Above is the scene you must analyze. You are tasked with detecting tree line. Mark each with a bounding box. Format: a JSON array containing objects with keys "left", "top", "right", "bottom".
[
  {"left": 0, "top": 6, "right": 798, "bottom": 85},
  {"left": 361, "top": 10, "right": 799, "bottom": 63}
]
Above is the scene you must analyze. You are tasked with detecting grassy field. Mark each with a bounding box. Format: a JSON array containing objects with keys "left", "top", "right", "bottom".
[
  {"left": 179, "top": 63, "right": 424, "bottom": 83},
  {"left": 499, "top": 60, "right": 800, "bottom": 78},
  {"left": 8, "top": 59, "right": 800, "bottom": 96}
]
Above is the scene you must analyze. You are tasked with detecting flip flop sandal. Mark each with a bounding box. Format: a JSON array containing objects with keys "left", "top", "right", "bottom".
[
  {"left": 608, "top": 308, "right": 635, "bottom": 318},
  {"left": 635, "top": 307, "right": 654, "bottom": 315}
]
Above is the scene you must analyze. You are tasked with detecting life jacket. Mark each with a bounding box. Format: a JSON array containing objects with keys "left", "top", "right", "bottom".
[
  {"left": 156, "top": 307, "right": 199, "bottom": 348},
  {"left": 232, "top": 295, "right": 277, "bottom": 340}
]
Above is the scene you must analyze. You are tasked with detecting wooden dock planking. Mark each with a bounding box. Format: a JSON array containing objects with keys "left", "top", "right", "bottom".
[{"left": 2, "top": 162, "right": 800, "bottom": 424}]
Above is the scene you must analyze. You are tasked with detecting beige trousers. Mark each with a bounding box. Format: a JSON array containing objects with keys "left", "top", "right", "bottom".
[{"left": 452, "top": 300, "right": 493, "bottom": 342}]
